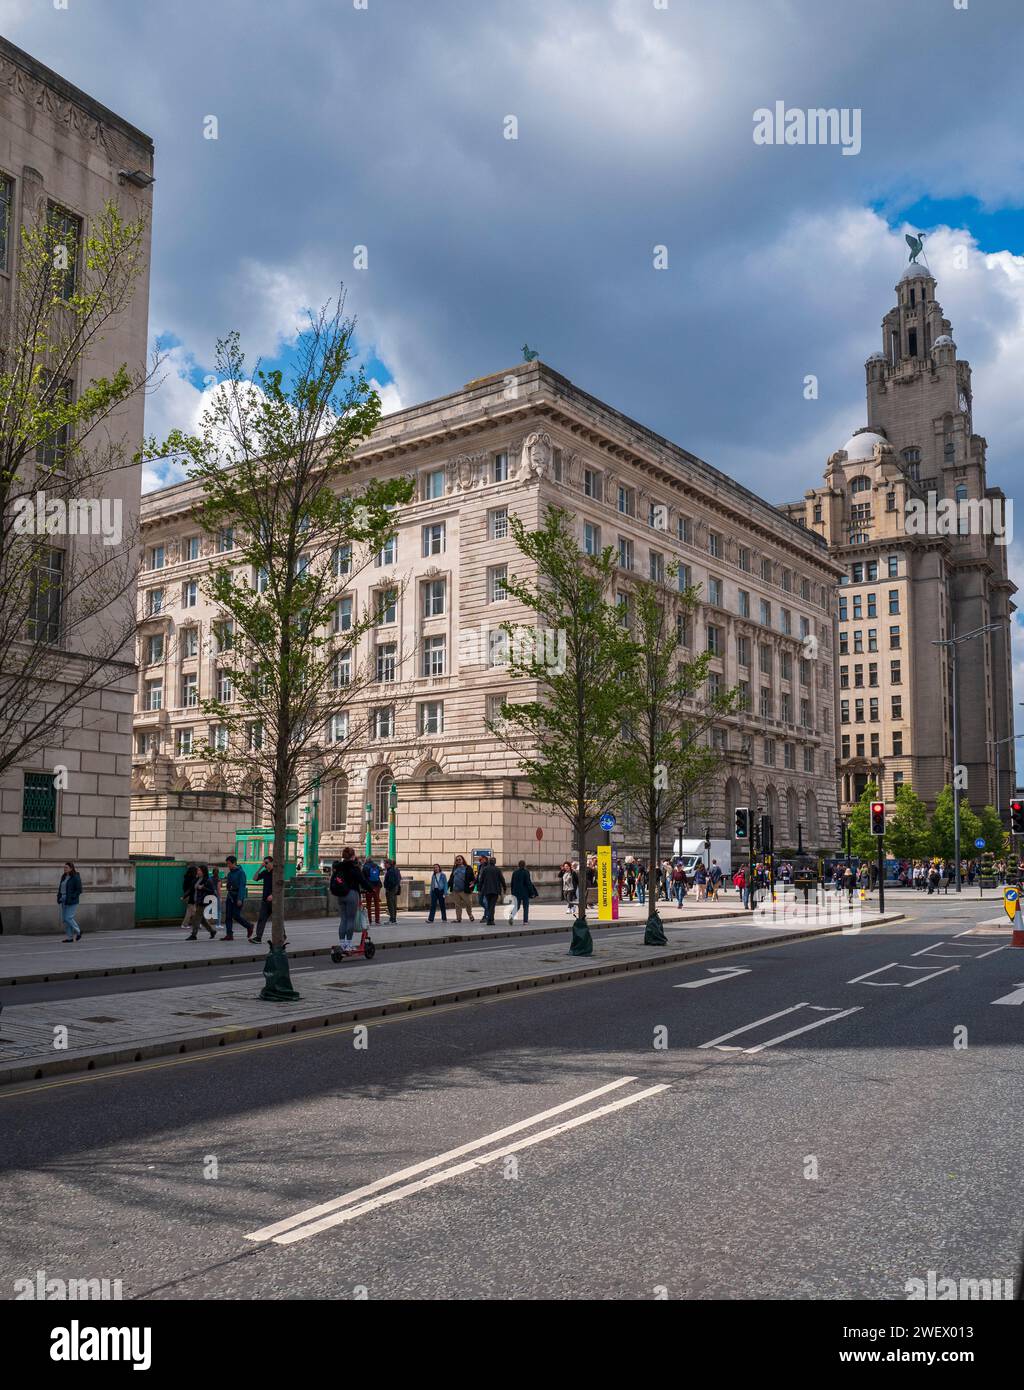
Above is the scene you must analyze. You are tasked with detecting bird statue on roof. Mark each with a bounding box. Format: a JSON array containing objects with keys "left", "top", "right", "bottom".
[
  {"left": 522, "top": 343, "right": 539, "bottom": 362},
  {"left": 905, "top": 232, "right": 926, "bottom": 263}
]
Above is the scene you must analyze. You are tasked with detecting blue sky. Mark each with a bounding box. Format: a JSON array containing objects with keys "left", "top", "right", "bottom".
[{"left": 3, "top": 0, "right": 1023, "bottom": 748}]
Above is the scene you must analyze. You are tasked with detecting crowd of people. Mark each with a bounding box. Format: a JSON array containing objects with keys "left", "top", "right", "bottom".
[{"left": 557, "top": 855, "right": 731, "bottom": 912}]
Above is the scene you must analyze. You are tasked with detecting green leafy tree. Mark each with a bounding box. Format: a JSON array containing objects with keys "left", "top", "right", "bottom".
[
  {"left": 974, "top": 804, "right": 1005, "bottom": 859},
  {"left": 0, "top": 200, "right": 153, "bottom": 779},
  {"left": 150, "top": 300, "right": 413, "bottom": 955},
  {"left": 617, "top": 575, "right": 737, "bottom": 944},
  {"left": 885, "top": 784, "right": 932, "bottom": 861},
  {"left": 928, "top": 785, "right": 982, "bottom": 862},
  {"left": 490, "top": 506, "right": 634, "bottom": 956}
]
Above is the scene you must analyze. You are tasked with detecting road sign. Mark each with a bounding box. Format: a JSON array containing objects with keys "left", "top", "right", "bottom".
[
  {"left": 974, "top": 838, "right": 986, "bottom": 850},
  {"left": 535, "top": 827, "right": 543, "bottom": 841},
  {"left": 599, "top": 812, "right": 616, "bottom": 831},
  {"left": 597, "top": 844, "right": 613, "bottom": 920},
  {"left": 1004, "top": 886, "right": 1019, "bottom": 923}
]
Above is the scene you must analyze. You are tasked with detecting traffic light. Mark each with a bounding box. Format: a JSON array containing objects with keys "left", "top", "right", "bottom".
[
  {"left": 870, "top": 800, "right": 886, "bottom": 836},
  {"left": 1011, "top": 799, "right": 1024, "bottom": 836},
  {"left": 734, "top": 807, "right": 750, "bottom": 840}
]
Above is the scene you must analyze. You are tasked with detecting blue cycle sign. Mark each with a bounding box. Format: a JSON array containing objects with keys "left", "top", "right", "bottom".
[
  {"left": 599, "top": 813, "right": 616, "bottom": 831},
  {"left": 974, "top": 838, "right": 986, "bottom": 849}
]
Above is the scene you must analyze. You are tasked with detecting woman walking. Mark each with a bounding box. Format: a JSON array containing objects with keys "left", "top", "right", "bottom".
[
  {"left": 58, "top": 861, "right": 83, "bottom": 942},
  {"left": 509, "top": 860, "right": 537, "bottom": 923},
  {"left": 186, "top": 865, "right": 218, "bottom": 940},
  {"left": 428, "top": 864, "right": 448, "bottom": 923},
  {"left": 561, "top": 861, "right": 578, "bottom": 915}
]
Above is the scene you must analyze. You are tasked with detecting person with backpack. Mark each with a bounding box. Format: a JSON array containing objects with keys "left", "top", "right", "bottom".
[
  {"left": 181, "top": 862, "right": 199, "bottom": 931},
  {"left": 448, "top": 854, "right": 476, "bottom": 921},
  {"left": 222, "top": 855, "right": 254, "bottom": 941},
  {"left": 362, "top": 856, "right": 383, "bottom": 924},
  {"left": 477, "top": 857, "right": 506, "bottom": 925},
  {"left": 330, "top": 849, "right": 365, "bottom": 952},
  {"left": 509, "top": 860, "right": 538, "bottom": 923},
  {"left": 383, "top": 859, "right": 401, "bottom": 923},
  {"left": 708, "top": 859, "right": 723, "bottom": 901},
  {"left": 427, "top": 864, "right": 448, "bottom": 923},
  {"left": 693, "top": 860, "right": 707, "bottom": 901},
  {"left": 58, "top": 861, "right": 83, "bottom": 942}
]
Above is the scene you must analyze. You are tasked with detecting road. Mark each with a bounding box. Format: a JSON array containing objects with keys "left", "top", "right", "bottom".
[{"left": 1, "top": 896, "right": 1020, "bottom": 1300}]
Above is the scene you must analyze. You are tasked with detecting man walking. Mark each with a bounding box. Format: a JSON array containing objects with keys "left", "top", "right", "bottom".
[
  {"left": 383, "top": 859, "right": 401, "bottom": 923},
  {"left": 252, "top": 855, "right": 274, "bottom": 943},
  {"left": 448, "top": 855, "right": 476, "bottom": 921},
  {"left": 222, "top": 855, "right": 254, "bottom": 941},
  {"left": 477, "top": 856, "right": 506, "bottom": 926},
  {"left": 362, "top": 856, "right": 383, "bottom": 924}
]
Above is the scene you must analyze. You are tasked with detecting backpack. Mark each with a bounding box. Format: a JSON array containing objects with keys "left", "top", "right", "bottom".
[
  {"left": 329, "top": 872, "right": 344, "bottom": 898},
  {"left": 365, "top": 862, "right": 382, "bottom": 886}
]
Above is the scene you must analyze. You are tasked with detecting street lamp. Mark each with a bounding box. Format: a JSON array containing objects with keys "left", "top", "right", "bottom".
[
  {"left": 388, "top": 780, "right": 398, "bottom": 861},
  {"left": 932, "top": 620, "right": 1007, "bottom": 892}
]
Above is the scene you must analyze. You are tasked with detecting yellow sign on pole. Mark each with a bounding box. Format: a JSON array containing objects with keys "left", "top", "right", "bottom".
[
  {"left": 1003, "top": 886, "right": 1019, "bottom": 923},
  {"left": 597, "top": 844, "right": 613, "bottom": 921}
]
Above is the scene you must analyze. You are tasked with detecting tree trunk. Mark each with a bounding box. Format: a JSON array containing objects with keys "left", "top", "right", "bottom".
[
  {"left": 570, "top": 810, "right": 593, "bottom": 956},
  {"left": 644, "top": 808, "right": 667, "bottom": 945}
]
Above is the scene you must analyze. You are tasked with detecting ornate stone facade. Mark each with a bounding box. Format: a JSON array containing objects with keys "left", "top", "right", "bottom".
[{"left": 132, "top": 362, "right": 841, "bottom": 873}]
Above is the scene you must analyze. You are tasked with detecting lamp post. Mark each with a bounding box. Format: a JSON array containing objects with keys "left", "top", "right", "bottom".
[
  {"left": 932, "top": 620, "right": 1007, "bottom": 892},
  {"left": 364, "top": 799, "right": 373, "bottom": 859},
  {"left": 388, "top": 781, "right": 398, "bottom": 861}
]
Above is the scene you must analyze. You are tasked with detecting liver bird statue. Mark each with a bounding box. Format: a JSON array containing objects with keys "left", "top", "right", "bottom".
[
  {"left": 521, "top": 343, "right": 539, "bottom": 362},
  {"left": 905, "top": 232, "right": 926, "bottom": 263}
]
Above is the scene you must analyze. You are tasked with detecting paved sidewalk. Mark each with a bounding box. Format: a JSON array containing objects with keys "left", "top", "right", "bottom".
[
  {"left": 0, "top": 907, "right": 903, "bottom": 1086},
  {"left": 0, "top": 898, "right": 750, "bottom": 986}
]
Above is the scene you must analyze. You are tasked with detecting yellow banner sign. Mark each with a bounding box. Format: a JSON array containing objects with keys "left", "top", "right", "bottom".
[{"left": 597, "top": 844, "right": 613, "bottom": 921}]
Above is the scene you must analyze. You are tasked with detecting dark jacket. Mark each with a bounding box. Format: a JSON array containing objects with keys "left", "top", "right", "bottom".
[
  {"left": 510, "top": 867, "right": 536, "bottom": 900},
  {"left": 58, "top": 872, "right": 82, "bottom": 907},
  {"left": 449, "top": 862, "right": 475, "bottom": 893},
  {"left": 182, "top": 866, "right": 198, "bottom": 901},
  {"left": 333, "top": 860, "right": 364, "bottom": 896},
  {"left": 192, "top": 876, "right": 212, "bottom": 906},
  {"left": 384, "top": 865, "right": 402, "bottom": 891},
  {"left": 255, "top": 866, "right": 273, "bottom": 901},
  {"left": 477, "top": 863, "right": 506, "bottom": 896},
  {"left": 225, "top": 865, "right": 247, "bottom": 902}
]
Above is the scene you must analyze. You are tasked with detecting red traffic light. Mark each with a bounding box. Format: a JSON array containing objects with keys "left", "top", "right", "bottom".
[
  {"left": 870, "top": 801, "right": 886, "bottom": 835},
  {"left": 1011, "top": 800, "right": 1024, "bottom": 835}
]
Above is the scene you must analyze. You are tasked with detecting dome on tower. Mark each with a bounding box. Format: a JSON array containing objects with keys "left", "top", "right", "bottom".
[
  {"left": 900, "top": 262, "right": 934, "bottom": 281},
  {"left": 865, "top": 350, "right": 886, "bottom": 362},
  {"left": 840, "top": 429, "right": 887, "bottom": 462},
  {"left": 933, "top": 334, "right": 955, "bottom": 348}
]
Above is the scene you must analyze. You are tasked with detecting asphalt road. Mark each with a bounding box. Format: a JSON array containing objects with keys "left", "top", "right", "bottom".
[{"left": 1, "top": 897, "right": 1020, "bottom": 1301}]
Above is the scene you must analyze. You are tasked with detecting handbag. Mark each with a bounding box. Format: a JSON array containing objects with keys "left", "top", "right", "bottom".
[{"left": 358, "top": 905, "right": 370, "bottom": 932}]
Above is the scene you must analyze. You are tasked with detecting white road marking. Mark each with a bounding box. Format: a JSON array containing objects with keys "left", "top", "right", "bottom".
[
  {"left": 699, "top": 1003, "right": 808, "bottom": 1050},
  {"left": 271, "top": 1084, "right": 671, "bottom": 1244},
  {"left": 245, "top": 1075, "right": 639, "bottom": 1242},
  {"left": 911, "top": 941, "right": 1004, "bottom": 959},
  {"left": 847, "top": 962, "right": 960, "bottom": 987},
  {"left": 991, "top": 983, "right": 1024, "bottom": 1006},
  {"left": 742, "top": 1007, "right": 863, "bottom": 1053},
  {"left": 674, "top": 967, "right": 751, "bottom": 989}
]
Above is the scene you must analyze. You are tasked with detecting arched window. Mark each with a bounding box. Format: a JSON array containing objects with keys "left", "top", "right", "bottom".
[
  {"left": 325, "top": 774, "right": 348, "bottom": 832},
  {"left": 373, "top": 768, "right": 393, "bottom": 830},
  {"left": 849, "top": 476, "right": 871, "bottom": 494}
]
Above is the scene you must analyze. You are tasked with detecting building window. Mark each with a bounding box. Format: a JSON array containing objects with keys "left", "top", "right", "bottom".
[
  {"left": 552, "top": 449, "right": 563, "bottom": 483},
  {"left": 889, "top": 626, "right": 901, "bottom": 649},
  {"left": 782, "top": 569, "right": 792, "bottom": 593},
  {"left": 841, "top": 735, "right": 850, "bottom": 759},
  {"left": 850, "top": 475, "right": 871, "bottom": 494},
  {"left": 217, "top": 671, "right": 233, "bottom": 703},
  {"left": 650, "top": 551, "right": 665, "bottom": 584},
  {"left": 737, "top": 635, "right": 750, "bottom": 667},
  {"left": 677, "top": 515, "right": 692, "bottom": 544},
  {"left": 677, "top": 563, "right": 691, "bottom": 592},
  {"left": 376, "top": 535, "right": 397, "bottom": 567},
  {"left": 838, "top": 597, "right": 848, "bottom": 623},
  {"left": 892, "top": 771, "right": 904, "bottom": 794},
  {"left": 759, "top": 644, "right": 772, "bottom": 676},
  {"left": 146, "top": 634, "right": 164, "bottom": 665},
  {"left": 763, "top": 738, "right": 776, "bottom": 766},
  {"left": 185, "top": 536, "right": 201, "bottom": 562},
  {"left": 25, "top": 546, "right": 64, "bottom": 644},
  {"left": 333, "top": 544, "right": 352, "bottom": 578},
  {"left": 584, "top": 468, "right": 602, "bottom": 501},
  {"left": 423, "top": 578, "right": 446, "bottom": 617},
  {"left": 813, "top": 504, "right": 823, "bottom": 523},
  {"left": 487, "top": 629, "right": 509, "bottom": 666},
  {"left": 888, "top": 590, "right": 900, "bottom": 615},
  {"left": 0, "top": 173, "right": 12, "bottom": 273},
  {"left": 706, "top": 575, "right": 721, "bottom": 606},
  {"left": 215, "top": 620, "right": 234, "bottom": 652},
  {"left": 738, "top": 547, "right": 751, "bottom": 573},
  {"left": 783, "top": 742, "right": 795, "bottom": 770},
  {"left": 247, "top": 721, "right": 264, "bottom": 752},
  {"left": 144, "top": 679, "right": 163, "bottom": 711},
  {"left": 708, "top": 531, "right": 722, "bottom": 558},
  {"left": 892, "top": 731, "right": 903, "bottom": 756},
  {"left": 182, "top": 672, "right": 198, "bottom": 708},
  {"left": 676, "top": 613, "right": 690, "bottom": 647},
  {"left": 182, "top": 580, "right": 198, "bottom": 608},
  {"left": 376, "top": 588, "right": 398, "bottom": 625},
  {"left": 424, "top": 468, "right": 445, "bottom": 500},
  {"left": 584, "top": 521, "right": 601, "bottom": 556},
  {"left": 488, "top": 565, "right": 508, "bottom": 603},
  {"left": 780, "top": 608, "right": 792, "bottom": 635},
  {"left": 46, "top": 203, "right": 82, "bottom": 298},
  {"left": 760, "top": 686, "right": 772, "bottom": 719},
  {"left": 737, "top": 679, "right": 750, "bottom": 710},
  {"left": 326, "top": 712, "right": 349, "bottom": 745},
  {"left": 334, "top": 596, "right": 353, "bottom": 633},
  {"left": 803, "top": 746, "right": 815, "bottom": 774},
  {"left": 149, "top": 545, "right": 165, "bottom": 571},
  {"left": 892, "top": 695, "right": 902, "bottom": 718},
  {"left": 738, "top": 589, "right": 750, "bottom": 618},
  {"left": 867, "top": 629, "right": 878, "bottom": 652},
  {"left": 870, "top": 732, "right": 880, "bottom": 757},
  {"left": 890, "top": 659, "right": 901, "bottom": 685},
  {"left": 887, "top": 555, "right": 899, "bottom": 578},
  {"left": 422, "top": 522, "right": 446, "bottom": 556},
  {"left": 423, "top": 634, "right": 446, "bottom": 677},
  {"left": 869, "top": 697, "right": 879, "bottom": 722},
  {"left": 780, "top": 651, "right": 792, "bottom": 681},
  {"left": 176, "top": 727, "right": 194, "bottom": 757},
  {"left": 488, "top": 508, "right": 509, "bottom": 540},
  {"left": 854, "top": 698, "right": 864, "bottom": 723},
  {"left": 182, "top": 627, "right": 199, "bottom": 658},
  {"left": 868, "top": 662, "right": 878, "bottom": 687},
  {"left": 419, "top": 700, "right": 444, "bottom": 735},
  {"left": 372, "top": 708, "right": 395, "bottom": 740},
  {"left": 373, "top": 769, "right": 394, "bottom": 828},
  {"left": 492, "top": 451, "right": 509, "bottom": 483},
  {"left": 616, "top": 592, "right": 632, "bottom": 629},
  {"left": 216, "top": 526, "right": 234, "bottom": 553},
  {"left": 780, "top": 692, "right": 792, "bottom": 722},
  {"left": 617, "top": 536, "right": 634, "bottom": 570},
  {"left": 617, "top": 484, "right": 635, "bottom": 517},
  {"left": 22, "top": 771, "right": 57, "bottom": 833},
  {"left": 760, "top": 599, "right": 772, "bottom": 627},
  {"left": 325, "top": 776, "right": 348, "bottom": 832},
  {"left": 333, "top": 649, "right": 352, "bottom": 688},
  {"left": 706, "top": 624, "right": 722, "bottom": 656},
  {"left": 376, "top": 642, "right": 397, "bottom": 682},
  {"left": 839, "top": 631, "right": 849, "bottom": 656},
  {"left": 35, "top": 377, "right": 73, "bottom": 470},
  {"left": 211, "top": 724, "right": 229, "bottom": 752}
]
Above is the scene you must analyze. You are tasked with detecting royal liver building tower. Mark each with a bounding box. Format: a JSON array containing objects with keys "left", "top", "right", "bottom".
[{"left": 788, "top": 259, "right": 1017, "bottom": 820}]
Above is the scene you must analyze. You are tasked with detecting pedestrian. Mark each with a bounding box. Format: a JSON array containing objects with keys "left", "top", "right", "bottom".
[
  {"left": 208, "top": 866, "right": 222, "bottom": 930},
  {"left": 708, "top": 859, "right": 723, "bottom": 902},
  {"left": 383, "top": 858, "right": 401, "bottom": 923},
  {"left": 222, "top": 855, "right": 254, "bottom": 941},
  {"left": 733, "top": 864, "right": 748, "bottom": 908},
  {"left": 561, "top": 861, "right": 578, "bottom": 915},
  {"left": 509, "top": 860, "right": 537, "bottom": 923},
  {"left": 362, "top": 855, "right": 383, "bottom": 924},
  {"left": 330, "top": 849, "right": 364, "bottom": 952},
  {"left": 252, "top": 855, "right": 274, "bottom": 943},
  {"left": 625, "top": 861, "right": 637, "bottom": 902},
  {"left": 427, "top": 864, "right": 448, "bottom": 923},
  {"left": 448, "top": 854, "right": 476, "bottom": 921},
  {"left": 843, "top": 862, "right": 856, "bottom": 902},
  {"left": 180, "top": 861, "right": 199, "bottom": 931},
  {"left": 671, "top": 861, "right": 687, "bottom": 907},
  {"left": 186, "top": 864, "right": 218, "bottom": 940},
  {"left": 477, "top": 856, "right": 506, "bottom": 925},
  {"left": 637, "top": 862, "right": 648, "bottom": 905},
  {"left": 58, "top": 860, "right": 83, "bottom": 942},
  {"left": 693, "top": 859, "right": 707, "bottom": 901}
]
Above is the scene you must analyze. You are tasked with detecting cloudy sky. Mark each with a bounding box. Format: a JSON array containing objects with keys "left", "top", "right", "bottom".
[{"left": 4, "top": 0, "right": 1024, "bottom": 738}]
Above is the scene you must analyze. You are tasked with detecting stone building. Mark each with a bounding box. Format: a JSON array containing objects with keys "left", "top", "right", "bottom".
[
  {"left": 0, "top": 39, "right": 153, "bottom": 932},
  {"left": 132, "top": 361, "right": 841, "bottom": 875},
  {"left": 784, "top": 262, "right": 1016, "bottom": 818}
]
